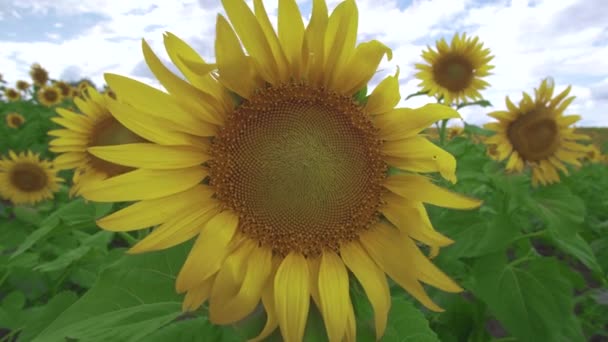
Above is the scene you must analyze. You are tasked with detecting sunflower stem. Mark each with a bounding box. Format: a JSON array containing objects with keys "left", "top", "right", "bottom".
[
  {"left": 439, "top": 119, "right": 449, "bottom": 145},
  {"left": 118, "top": 231, "right": 138, "bottom": 246}
]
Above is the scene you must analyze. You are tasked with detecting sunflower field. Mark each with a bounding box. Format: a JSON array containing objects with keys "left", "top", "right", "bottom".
[{"left": 1, "top": 1, "right": 607, "bottom": 341}]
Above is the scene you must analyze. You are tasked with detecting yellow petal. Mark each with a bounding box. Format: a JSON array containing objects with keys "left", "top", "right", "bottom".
[
  {"left": 221, "top": 0, "right": 279, "bottom": 83},
  {"left": 176, "top": 211, "right": 240, "bottom": 293},
  {"left": 359, "top": 223, "right": 443, "bottom": 312},
  {"left": 375, "top": 104, "right": 460, "bottom": 141},
  {"left": 96, "top": 185, "right": 213, "bottom": 231},
  {"left": 252, "top": 0, "right": 289, "bottom": 82},
  {"left": 383, "top": 136, "right": 457, "bottom": 183},
  {"left": 303, "top": 0, "right": 328, "bottom": 86},
  {"left": 210, "top": 242, "right": 272, "bottom": 324},
  {"left": 380, "top": 192, "right": 453, "bottom": 247},
  {"left": 318, "top": 252, "right": 349, "bottom": 342},
  {"left": 53, "top": 152, "right": 86, "bottom": 170},
  {"left": 79, "top": 167, "right": 207, "bottom": 202},
  {"left": 104, "top": 73, "right": 220, "bottom": 131},
  {"left": 87, "top": 143, "right": 209, "bottom": 170},
  {"left": 250, "top": 258, "right": 281, "bottom": 342},
  {"left": 365, "top": 68, "right": 400, "bottom": 115},
  {"left": 274, "top": 253, "right": 310, "bottom": 342},
  {"left": 336, "top": 40, "right": 392, "bottom": 95},
  {"left": 50, "top": 116, "right": 89, "bottom": 134},
  {"left": 216, "top": 14, "right": 259, "bottom": 99},
  {"left": 384, "top": 173, "right": 482, "bottom": 209},
  {"left": 340, "top": 241, "right": 390, "bottom": 339},
  {"left": 487, "top": 110, "right": 514, "bottom": 122},
  {"left": 182, "top": 275, "right": 215, "bottom": 312},
  {"left": 129, "top": 203, "right": 220, "bottom": 253},
  {"left": 278, "top": 0, "right": 305, "bottom": 79},
  {"left": 323, "top": 0, "right": 358, "bottom": 87}
]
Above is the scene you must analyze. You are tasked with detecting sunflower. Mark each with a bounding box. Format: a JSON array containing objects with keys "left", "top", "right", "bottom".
[
  {"left": 4, "top": 88, "right": 21, "bottom": 102},
  {"left": 447, "top": 126, "right": 463, "bottom": 140},
  {"left": 5, "top": 112, "right": 26, "bottom": 128},
  {"left": 584, "top": 144, "right": 604, "bottom": 163},
  {"left": 415, "top": 33, "right": 494, "bottom": 105},
  {"left": 37, "top": 86, "right": 63, "bottom": 107},
  {"left": 0, "top": 151, "right": 62, "bottom": 205},
  {"left": 53, "top": 81, "right": 72, "bottom": 97},
  {"left": 16, "top": 80, "right": 30, "bottom": 91},
  {"left": 484, "top": 78, "right": 591, "bottom": 187},
  {"left": 79, "top": 1, "right": 481, "bottom": 341},
  {"left": 29, "top": 63, "right": 49, "bottom": 86},
  {"left": 48, "top": 87, "right": 147, "bottom": 196},
  {"left": 70, "top": 87, "right": 81, "bottom": 98},
  {"left": 78, "top": 80, "right": 94, "bottom": 93}
]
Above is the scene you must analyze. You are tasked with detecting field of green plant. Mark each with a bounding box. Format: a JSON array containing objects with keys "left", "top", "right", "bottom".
[{"left": 0, "top": 68, "right": 606, "bottom": 342}]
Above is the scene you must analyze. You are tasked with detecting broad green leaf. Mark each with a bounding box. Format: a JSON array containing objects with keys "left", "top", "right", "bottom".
[
  {"left": 10, "top": 217, "right": 60, "bottom": 258},
  {"left": 469, "top": 254, "right": 584, "bottom": 342},
  {"left": 139, "top": 316, "right": 222, "bottom": 342},
  {"left": 12, "top": 206, "right": 42, "bottom": 226},
  {"left": 0, "top": 291, "right": 26, "bottom": 330},
  {"left": 382, "top": 295, "right": 439, "bottom": 342},
  {"left": 549, "top": 232, "right": 603, "bottom": 275},
  {"left": 34, "top": 245, "right": 92, "bottom": 272},
  {"left": 528, "top": 184, "right": 585, "bottom": 237},
  {"left": 19, "top": 291, "right": 79, "bottom": 341},
  {"left": 31, "top": 243, "right": 191, "bottom": 342}
]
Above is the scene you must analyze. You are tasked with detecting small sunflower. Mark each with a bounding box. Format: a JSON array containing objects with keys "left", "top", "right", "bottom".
[
  {"left": 29, "top": 63, "right": 49, "bottom": 86},
  {"left": 70, "top": 87, "right": 82, "bottom": 98},
  {"left": 584, "top": 144, "right": 604, "bottom": 163},
  {"left": 484, "top": 78, "right": 591, "bottom": 187},
  {"left": 37, "top": 86, "right": 63, "bottom": 107},
  {"left": 16, "top": 80, "right": 30, "bottom": 91},
  {"left": 415, "top": 33, "right": 494, "bottom": 105},
  {"left": 78, "top": 80, "right": 94, "bottom": 93},
  {"left": 5, "top": 113, "right": 26, "bottom": 128},
  {"left": 4, "top": 88, "right": 21, "bottom": 102},
  {"left": 79, "top": 1, "right": 481, "bottom": 341},
  {"left": 48, "top": 87, "right": 147, "bottom": 196},
  {"left": 53, "top": 81, "right": 72, "bottom": 97},
  {"left": 0, "top": 151, "right": 62, "bottom": 205},
  {"left": 447, "top": 126, "right": 464, "bottom": 140}
]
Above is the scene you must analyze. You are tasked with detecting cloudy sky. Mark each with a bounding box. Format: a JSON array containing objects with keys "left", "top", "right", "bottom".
[{"left": 1, "top": 0, "right": 606, "bottom": 126}]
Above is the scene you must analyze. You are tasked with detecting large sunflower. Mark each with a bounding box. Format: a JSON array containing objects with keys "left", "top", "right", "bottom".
[
  {"left": 0, "top": 151, "right": 62, "bottom": 205},
  {"left": 48, "top": 87, "right": 147, "bottom": 196},
  {"left": 4, "top": 88, "right": 21, "bottom": 102},
  {"left": 80, "top": 0, "right": 481, "bottom": 341},
  {"left": 415, "top": 33, "right": 494, "bottom": 105},
  {"left": 30, "top": 63, "right": 49, "bottom": 87},
  {"left": 37, "top": 86, "right": 63, "bottom": 107},
  {"left": 484, "top": 78, "right": 591, "bottom": 186},
  {"left": 6, "top": 112, "right": 26, "bottom": 128}
]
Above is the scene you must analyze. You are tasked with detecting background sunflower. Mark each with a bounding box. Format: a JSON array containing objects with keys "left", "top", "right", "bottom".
[
  {"left": 4, "top": 88, "right": 21, "bottom": 102},
  {"left": 37, "top": 86, "right": 63, "bottom": 107},
  {"left": 5, "top": 112, "right": 26, "bottom": 129}
]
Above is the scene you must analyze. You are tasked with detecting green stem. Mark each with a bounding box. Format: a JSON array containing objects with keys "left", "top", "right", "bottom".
[
  {"left": 513, "top": 229, "right": 547, "bottom": 242},
  {"left": 118, "top": 231, "right": 138, "bottom": 246},
  {"left": 439, "top": 119, "right": 449, "bottom": 145}
]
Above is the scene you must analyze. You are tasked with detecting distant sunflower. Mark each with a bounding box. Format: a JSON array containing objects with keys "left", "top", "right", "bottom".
[
  {"left": 415, "top": 33, "right": 494, "bottom": 105},
  {"left": 78, "top": 80, "right": 94, "bottom": 93},
  {"left": 48, "top": 87, "right": 147, "bottom": 196},
  {"left": 79, "top": 1, "right": 483, "bottom": 341},
  {"left": 0, "top": 151, "right": 62, "bottom": 205},
  {"left": 584, "top": 144, "right": 604, "bottom": 163},
  {"left": 37, "top": 86, "right": 63, "bottom": 107},
  {"left": 6, "top": 113, "right": 26, "bottom": 128},
  {"left": 70, "top": 87, "right": 81, "bottom": 98},
  {"left": 53, "top": 81, "right": 72, "bottom": 97},
  {"left": 448, "top": 126, "right": 463, "bottom": 140},
  {"left": 4, "top": 88, "right": 21, "bottom": 102},
  {"left": 29, "top": 63, "right": 49, "bottom": 86},
  {"left": 16, "top": 80, "right": 30, "bottom": 91},
  {"left": 484, "top": 78, "right": 591, "bottom": 186}
]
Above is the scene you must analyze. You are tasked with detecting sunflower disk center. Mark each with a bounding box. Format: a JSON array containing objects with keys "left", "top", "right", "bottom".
[
  {"left": 434, "top": 55, "right": 474, "bottom": 92},
  {"left": 507, "top": 109, "right": 560, "bottom": 161},
  {"left": 10, "top": 163, "right": 48, "bottom": 192},
  {"left": 210, "top": 83, "right": 386, "bottom": 257}
]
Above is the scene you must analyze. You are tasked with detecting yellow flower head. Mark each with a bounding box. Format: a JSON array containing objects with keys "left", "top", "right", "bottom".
[
  {"left": 5, "top": 112, "right": 26, "bottom": 128},
  {"left": 4, "top": 88, "right": 21, "bottom": 102},
  {"left": 37, "top": 86, "right": 63, "bottom": 107},
  {"left": 70, "top": 87, "right": 81, "bottom": 98},
  {"left": 16, "top": 80, "right": 30, "bottom": 91},
  {"left": 415, "top": 33, "right": 494, "bottom": 105},
  {"left": 48, "top": 87, "right": 147, "bottom": 196},
  {"left": 79, "top": 1, "right": 481, "bottom": 341},
  {"left": 483, "top": 78, "right": 592, "bottom": 187},
  {"left": 448, "top": 125, "right": 464, "bottom": 140},
  {"left": 78, "top": 80, "right": 94, "bottom": 93},
  {"left": 53, "top": 81, "right": 72, "bottom": 97},
  {"left": 0, "top": 150, "right": 62, "bottom": 205},
  {"left": 584, "top": 144, "right": 604, "bottom": 163},
  {"left": 29, "top": 63, "right": 49, "bottom": 86}
]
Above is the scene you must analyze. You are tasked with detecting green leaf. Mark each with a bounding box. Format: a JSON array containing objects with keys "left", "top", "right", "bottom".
[
  {"left": 139, "top": 316, "right": 222, "bottom": 342},
  {"left": 549, "top": 232, "right": 603, "bottom": 275},
  {"left": 382, "top": 295, "right": 439, "bottom": 342},
  {"left": 19, "top": 291, "right": 79, "bottom": 341},
  {"left": 0, "top": 291, "right": 27, "bottom": 330},
  {"left": 31, "top": 244, "right": 191, "bottom": 342},
  {"left": 468, "top": 254, "right": 584, "bottom": 342},
  {"left": 354, "top": 85, "right": 368, "bottom": 104},
  {"left": 10, "top": 218, "right": 60, "bottom": 258},
  {"left": 456, "top": 99, "right": 492, "bottom": 110},
  {"left": 527, "top": 184, "right": 585, "bottom": 237},
  {"left": 405, "top": 90, "right": 430, "bottom": 100},
  {"left": 34, "top": 245, "right": 92, "bottom": 272},
  {"left": 12, "top": 206, "right": 42, "bottom": 226}
]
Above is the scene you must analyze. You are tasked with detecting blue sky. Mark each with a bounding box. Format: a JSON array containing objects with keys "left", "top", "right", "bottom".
[{"left": 1, "top": 0, "right": 607, "bottom": 126}]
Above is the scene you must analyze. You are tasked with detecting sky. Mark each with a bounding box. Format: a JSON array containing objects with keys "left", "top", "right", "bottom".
[{"left": 0, "top": 0, "right": 607, "bottom": 126}]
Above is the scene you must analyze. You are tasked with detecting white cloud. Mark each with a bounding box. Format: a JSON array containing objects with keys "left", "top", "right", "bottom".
[{"left": 1, "top": 0, "right": 606, "bottom": 126}]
